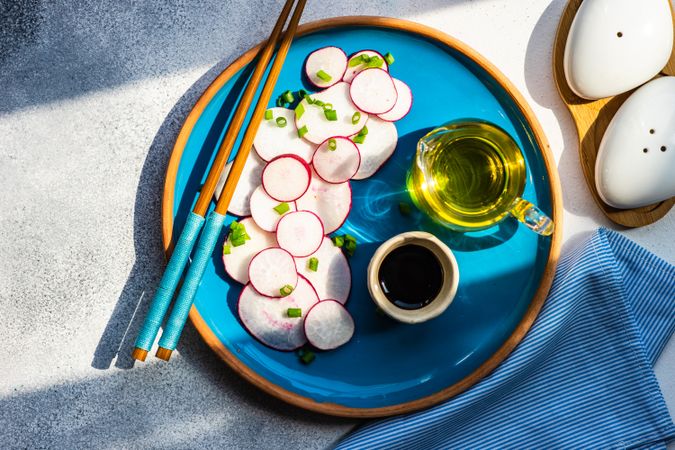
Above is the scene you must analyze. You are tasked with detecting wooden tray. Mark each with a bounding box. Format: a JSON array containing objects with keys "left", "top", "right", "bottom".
[
  {"left": 553, "top": 0, "right": 675, "bottom": 227},
  {"left": 162, "top": 16, "right": 562, "bottom": 418}
]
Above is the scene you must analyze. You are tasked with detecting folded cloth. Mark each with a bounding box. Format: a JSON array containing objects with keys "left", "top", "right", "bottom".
[{"left": 337, "top": 228, "right": 675, "bottom": 450}]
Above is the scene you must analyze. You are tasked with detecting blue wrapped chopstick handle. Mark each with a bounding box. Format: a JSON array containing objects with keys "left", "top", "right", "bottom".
[
  {"left": 157, "top": 211, "right": 227, "bottom": 356},
  {"left": 133, "top": 211, "right": 205, "bottom": 356}
]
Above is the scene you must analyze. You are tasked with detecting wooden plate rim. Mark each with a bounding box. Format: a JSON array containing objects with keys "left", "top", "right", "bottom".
[
  {"left": 551, "top": 0, "right": 675, "bottom": 227},
  {"left": 161, "top": 16, "right": 563, "bottom": 418}
]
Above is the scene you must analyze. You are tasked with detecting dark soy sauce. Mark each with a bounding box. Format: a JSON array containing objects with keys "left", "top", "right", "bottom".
[{"left": 378, "top": 244, "right": 444, "bottom": 310}]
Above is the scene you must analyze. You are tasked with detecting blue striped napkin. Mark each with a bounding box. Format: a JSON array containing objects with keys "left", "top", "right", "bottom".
[{"left": 338, "top": 228, "right": 675, "bottom": 449}]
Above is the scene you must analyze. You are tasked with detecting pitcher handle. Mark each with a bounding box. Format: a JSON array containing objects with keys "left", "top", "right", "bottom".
[{"left": 509, "top": 197, "right": 554, "bottom": 236}]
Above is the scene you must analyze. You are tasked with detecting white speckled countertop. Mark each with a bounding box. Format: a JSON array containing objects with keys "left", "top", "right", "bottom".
[{"left": 1, "top": 1, "right": 672, "bottom": 448}]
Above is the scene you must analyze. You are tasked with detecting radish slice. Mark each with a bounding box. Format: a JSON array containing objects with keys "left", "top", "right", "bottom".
[
  {"left": 296, "top": 169, "right": 352, "bottom": 234},
  {"left": 342, "top": 50, "right": 389, "bottom": 83},
  {"left": 248, "top": 247, "right": 298, "bottom": 298},
  {"left": 295, "top": 82, "right": 368, "bottom": 144},
  {"left": 222, "top": 217, "right": 276, "bottom": 284},
  {"left": 261, "top": 154, "right": 311, "bottom": 202},
  {"left": 295, "top": 237, "right": 351, "bottom": 304},
  {"left": 305, "top": 46, "right": 348, "bottom": 89},
  {"left": 349, "top": 68, "right": 397, "bottom": 115},
  {"left": 249, "top": 185, "right": 297, "bottom": 232},
  {"left": 275, "top": 210, "right": 324, "bottom": 257},
  {"left": 312, "top": 137, "right": 361, "bottom": 183},
  {"left": 214, "top": 152, "right": 265, "bottom": 216},
  {"left": 377, "top": 78, "right": 413, "bottom": 122},
  {"left": 238, "top": 276, "right": 319, "bottom": 351},
  {"left": 253, "top": 107, "right": 316, "bottom": 163},
  {"left": 304, "top": 300, "right": 355, "bottom": 350},
  {"left": 352, "top": 117, "right": 398, "bottom": 180}
]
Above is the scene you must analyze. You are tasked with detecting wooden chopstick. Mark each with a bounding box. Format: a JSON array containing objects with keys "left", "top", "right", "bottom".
[
  {"left": 131, "top": 0, "right": 297, "bottom": 362},
  {"left": 153, "top": 0, "right": 308, "bottom": 361},
  {"left": 215, "top": 0, "right": 307, "bottom": 216}
]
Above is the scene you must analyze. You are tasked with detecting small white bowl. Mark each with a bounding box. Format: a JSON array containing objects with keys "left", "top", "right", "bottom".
[{"left": 367, "top": 231, "right": 459, "bottom": 324}]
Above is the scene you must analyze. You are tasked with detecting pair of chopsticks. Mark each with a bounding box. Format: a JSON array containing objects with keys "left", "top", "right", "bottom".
[{"left": 131, "top": 0, "right": 307, "bottom": 362}]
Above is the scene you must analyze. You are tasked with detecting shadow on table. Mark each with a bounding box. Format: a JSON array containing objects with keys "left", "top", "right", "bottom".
[
  {"left": 522, "top": 0, "right": 608, "bottom": 228},
  {"left": 0, "top": 0, "right": 475, "bottom": 116}
]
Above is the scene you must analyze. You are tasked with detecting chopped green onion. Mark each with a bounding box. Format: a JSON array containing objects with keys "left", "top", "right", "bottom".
[
  {"left": 273, "top": 202, "right": 290, "bottom": 215},
  {"left": 287, "top": 308, "right": 302, "bottom": 318},
  {"left": 305, "top": 94, "right": 315, "bottom": 104},
  {"left": 295, "top": 102, "right": 305, "bottom": 119},
  {"left": 282, "top": 90, "right": 295, "bottom": 103},
  {"left": 300, "top": 350, "right": 316, "bottom": 364},
  {"left": 322, "top": 103, "right": 333, "bottom": 111},
  {"left": 276, "top": 97, "right": 284, "bottom": 107},
  {"left": 343, "top": 234, "right": 357, "bottom": 256},
  {"left": 348, "top": 56, "right": 363, "bottom": 67},
  {"left": 264, "top": 109, "right": 273, "bottom": 120},
  {"left": 384, "top": 52, "right": 395, "bottom": 65},
  {"left": 280, "top": 284, "right": 294, "bottom": 297},
  {"left": 398, "top": 202, "right": 412, "bottom": 216},
  {"left": 327, "top": 138, "right": 337, "bottom": 151},
  {"left": 360, "top": 53, "right": 371, "bottom": 63},
  {"left": 298, "top": 125, "right": 309, "bottom": 139},
  {"left": 351, "top": 111, "right": 361, "bottom": 124},
  {"left": 276, "top": 117, "right": 287, "bottom": 128},
  {"left": 332, "top": 235, "right": 344, "bottom": 247},
  {"left": 222, "top": 244, "right": 231, "bottom": 255},
  {"left": 366, "top": 56, "right": 383, "bottom": 68},
  {"left": 316, "top": 70, "right": 332, "bottom": 82},
  {"left": 298, "top": 89, "right": 308, "bottom": 98},
  {"left": 352, "top": 134, "right": 365, "bottom": 144},
  {"left": 324, "top": 109, "right": 338, "bottom": 121},
  {"left": 313, "top": 99, "right": 325, "bottom": 107},
  {"left": 231, "top": 237, "right": 246, "bottom": 247},
  {"left": 344, "top": 240, "right": 357, "bottom": 257},
  {"left": 359, "top": 125, "right": 369, "bottom": 136},
  {"left": 308, "top": 257, "right": 319, "bottom": 272}
]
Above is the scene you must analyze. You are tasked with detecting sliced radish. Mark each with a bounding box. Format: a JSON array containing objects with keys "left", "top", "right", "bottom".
[
  {"left": 295, "top": 82, "right": 368, "bottom": 144},
  {"left": 261, "top": 154, "right": 311, "bottom": 202},
  {"left": 249, "top": 185, "right": 297, "bottom": 232},
  {"left": 222, "top": 217, "right": 276, "bottom": 284},
  {"left": 377, "top": 78, "right": 413, "bottom": 122},
  {"left": 352, "top": 117, "right": 398, "bottom": 180},
  {"left": 296, "top": 169, "right": 352, "bottom": 234},
  {"left": 349, "top": 68, "right": 397, "bottom": 115},
  {"left": 342, "top": 50, "right": 389, "bottom": 83},
  {"left": 304, "top": 300, "right": 355, "bottom": 350},
  {"left": 275, "top": 210, "right": 324, "bottom": 257},
  {"left": 238, "top": 276, "right": 319, "bottom": 351},
  {"left": 214, "top": 152, "right": 265, "bottom": 216},
  {"left": 305, "top": 46, "right": 348, "bottom": 89},
  {"left": 295, "top": 237, "right": 351, "bottom": 304},
  {"left": 248, "top": 247, "right": 298, "bottom": 298},
  {"left": 253, "top": 107, "right": 316, "bottom": 163},
  {"left": 312, "top": 137, "right": 361, "bottom": 183}
]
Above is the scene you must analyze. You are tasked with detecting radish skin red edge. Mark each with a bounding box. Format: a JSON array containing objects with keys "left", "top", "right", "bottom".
[
  {"left": 342, "top": 50, "right": 389, "bottom": 83},
  {"left": 312, "top": 137, "right": 361, "bottom": 184},
  {"left": 295, "top": 236, "right": 351, "bottom": 305},
  {"left": 261, "top": 154, "right": 311, "bottom": 202},
  {"left": 238, "top": 276, "right": 319, "bottom": 351},
  {"left": 222, "top": 217, "right": 276, "bottom": 284},
  {"left": 304, "top": 300, "right": 355, "bottom": 350},
  {"left": 275, "top": 210, "right": 324, "bottom": 258},
  {"left": 304, "top": 46, "right": 348, "bottom": 89},
  {"left": 349, "top": 68, "right": 398, "bottom": 115},
  {"left": 247, "top": 247, "right": 299, "bottom": 298},
  {"left": 377, "top": 78, "right": 413, "bottom": 122}
]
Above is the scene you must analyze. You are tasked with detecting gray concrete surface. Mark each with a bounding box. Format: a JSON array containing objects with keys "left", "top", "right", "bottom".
[{"left": 0, "top": 0, "right": 673, "bottom": 449}]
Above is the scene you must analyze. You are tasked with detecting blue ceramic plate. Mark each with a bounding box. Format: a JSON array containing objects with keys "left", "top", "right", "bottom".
[{"left": 163, "top": 17, "right": 561, "bottom": 417}]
